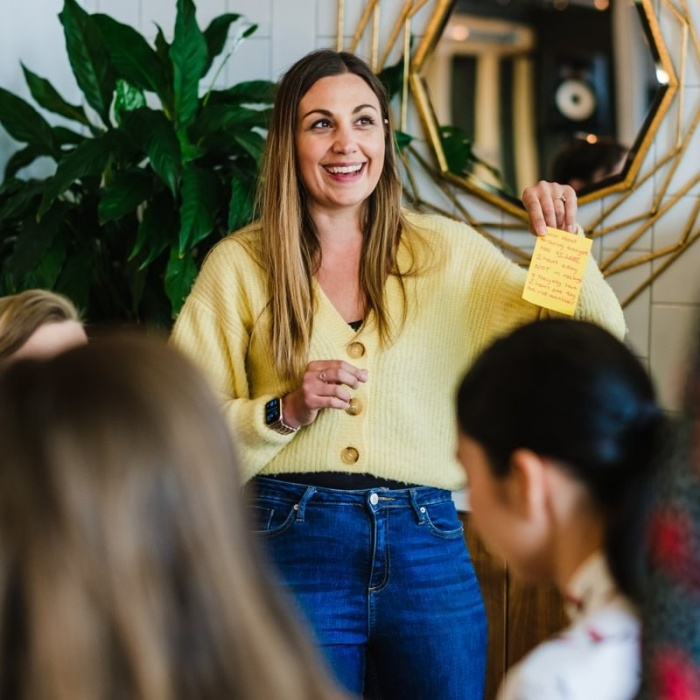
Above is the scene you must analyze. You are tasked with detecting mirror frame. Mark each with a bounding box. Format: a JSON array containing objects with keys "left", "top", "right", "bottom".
[
  {"left": 408, "top": 0, "right": 679, "bottom": 219},
  {"left": 336, "top": 0, "right": 697, "bottom": 310}
]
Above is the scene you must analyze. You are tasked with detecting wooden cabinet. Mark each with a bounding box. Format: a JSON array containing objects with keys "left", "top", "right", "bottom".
[{"left": 459, "top": 512, "right": 568, "bottom": 700}]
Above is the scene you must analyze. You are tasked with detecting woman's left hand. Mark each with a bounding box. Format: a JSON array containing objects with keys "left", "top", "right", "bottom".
[{"left": 521, "top": 181, "right": 577, "bottom": 236}]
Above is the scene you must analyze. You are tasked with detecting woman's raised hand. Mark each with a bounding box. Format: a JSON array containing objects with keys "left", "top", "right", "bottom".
[
  {"left": 282, "top": 360, "right": 368, "bottom": 428},
  {"left": 521, "top": 181, "right": 577, "bottom": 236}
]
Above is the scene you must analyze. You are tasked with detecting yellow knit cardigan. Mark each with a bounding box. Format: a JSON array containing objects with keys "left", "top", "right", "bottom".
[{"left": 171, "top": 211, "right": 626, "bottom": 489}]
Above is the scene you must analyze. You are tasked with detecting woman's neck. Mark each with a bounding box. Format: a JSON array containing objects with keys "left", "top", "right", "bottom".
[
  {"left": 544, "top": 465, "right": 605, "bottom": 594},
  {"left": 310, "top": 204, "right": 364, "bottom": 244},
  {"left": 311, "top": 210, "right": 365, "bottom": 323},
  {"left": 552, "top": 507, "right": 604, "bottom": 594}
]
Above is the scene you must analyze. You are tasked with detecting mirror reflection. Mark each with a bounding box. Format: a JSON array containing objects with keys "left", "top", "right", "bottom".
[{"left": 420, "top": 0, "right": 667, "bottom": 205}]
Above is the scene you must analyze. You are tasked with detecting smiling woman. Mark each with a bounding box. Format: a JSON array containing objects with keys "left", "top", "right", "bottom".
[{"left": 170, "top": 47, "right": 626, "bottom": 700}]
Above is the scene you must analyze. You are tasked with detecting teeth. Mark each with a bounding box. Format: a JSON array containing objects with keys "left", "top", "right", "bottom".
[{"left": 326, "top": 164, "right": 363, "bottom": 174}]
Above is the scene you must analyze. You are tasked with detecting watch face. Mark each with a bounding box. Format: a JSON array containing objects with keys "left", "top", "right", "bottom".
[{"left": 264, "top": 398, "right": 281, "bottom": 426}]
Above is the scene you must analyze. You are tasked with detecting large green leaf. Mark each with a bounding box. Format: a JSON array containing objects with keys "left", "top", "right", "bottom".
[
  {"left": 154, "top": 24, "right": 170, "bottom": 59},
  {"left": 98, "top": 168, "right": 155, "bottom": 224},
  {"left": 0, "top": 88, "right": 56, "bottom": 154},
  {"left": 38, "top": 130, "right": 123, "bottom": 218},
  {"left": 227, "top": 169, "right": 255, "bottom": 232},
  {"left": 122, "top": 108, "right": 182, "bottom": 195},
  {"left": 202, "top": 13, "right": 241, "bottom": 76},
  {"left": 178, "top": 164, "right": 220, "bottom": 253},
  {"left": 5, "top": 201, "right": 69, "bottom": 277},
  {"left": 59, "top": 0, "right": 116, "bottom": 126},
  {"left": 53, "top": 126, "right": 87, "bottom": 147},
  {"left": 233, "top": 131, "right": 266, "bottom": 162},
  {"left": 439, "top": 125, "right": 474, "bottom": 176},
  {"left": 377, "top": 55, "right": 405, "bottom": 101},
  {"left": 191, "top": 103, "right": 271, "bottom": 142},
  {"left": 92, "top": 14, "right": 171, "bottom": 104},
  {"left": 28, "top": 236, "right": 67, "bottom": 290},
  {"left": 114, "top": 79, "right": 147, "bottom": 125},
  {"left": 4, "top": 146, "right": 44, "bottom": 179},
  {"left": 123, "top": 258, "right": 148, "bottom": 318},
  {"left": 21, "top": 63, "right": 91, "bottom": 127},
  {"left": 55, "top": 250, "right": 94, "bottom": 311},
  {"left": 170, "top": 0, "right": 208, "bottom": 132},
  {"left": 206, "top": 80, "right": 275, "bottom": 106},
  {"left": 438, "top": 124, "right": 507, "bottom": 188},
  {"left": 165, "top": 245, "right": 198, "bottom": 316},
  {"left": 394, "top": 130, "right": 413, "bottom": 152},
  {"left": 130, "top": 190, "right": 178, "bottom": 268},
  {"left": 0, "top": 180, "right": 45, "bottom": 222},
  {"left": 153, "top": 25, "right": 175, "bottom": 116}
]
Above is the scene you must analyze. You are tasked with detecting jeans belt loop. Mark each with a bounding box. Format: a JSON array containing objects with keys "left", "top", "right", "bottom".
[
  {"left": 409, "top": 488, "right": 428, "bottom": 524},
  {"left": 294, "top": 486, "right": 316, "bottom": 522}
]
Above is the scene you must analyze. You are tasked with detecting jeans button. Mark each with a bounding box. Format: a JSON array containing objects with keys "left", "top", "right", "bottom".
[{"left": 369, "top": 492, "right": 379, "bottom": 505}]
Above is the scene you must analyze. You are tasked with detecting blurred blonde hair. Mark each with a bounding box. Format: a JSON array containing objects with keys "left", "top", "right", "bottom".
[
  {"left": 0, "top": 332, "right": 345, "bottom": 700},
  {"left": 0, "top": 289, "right": 82, "bottom": 361}
]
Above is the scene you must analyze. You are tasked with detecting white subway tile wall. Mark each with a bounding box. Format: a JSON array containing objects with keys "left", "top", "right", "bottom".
[{"left": 1, "top": 0, "right": 699, "bottom": 413}]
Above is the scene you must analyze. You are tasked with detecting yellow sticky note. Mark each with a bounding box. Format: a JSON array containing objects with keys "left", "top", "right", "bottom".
[{"left": 522, "top": 227, "right": 592, "bottom": 316}]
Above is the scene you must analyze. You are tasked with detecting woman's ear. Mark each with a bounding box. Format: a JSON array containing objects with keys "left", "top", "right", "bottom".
[{"left": 506, "top": 448, "right": 550, "bottom": 522}]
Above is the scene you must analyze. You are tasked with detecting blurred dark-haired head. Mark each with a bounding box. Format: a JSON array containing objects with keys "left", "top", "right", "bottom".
[
  {"left": 550, "top": 137, "right": 628, "bottom": 193},
  {"left": 456, "top": 319, "right": 667, "bottom": 601}
]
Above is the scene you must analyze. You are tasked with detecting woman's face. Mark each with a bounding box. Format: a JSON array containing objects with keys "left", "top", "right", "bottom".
[
  {"left": 457, "top": 433, "right": 519, "bottom": 562},
  {"left": 456, "top": 431, "right": 551, "bottom": 582},
  {"left": 295, "top": 72, "right": 386, "bottom": 219}
]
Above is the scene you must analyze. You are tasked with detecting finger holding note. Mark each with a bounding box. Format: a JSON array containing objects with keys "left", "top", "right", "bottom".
[{"left": 521, "top": 181, "right": 578, "bottom": 236}]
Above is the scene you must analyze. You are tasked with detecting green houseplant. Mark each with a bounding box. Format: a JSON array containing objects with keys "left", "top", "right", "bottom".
[{"left": 0, "top": 0, "right": 274, "bottom": 326}]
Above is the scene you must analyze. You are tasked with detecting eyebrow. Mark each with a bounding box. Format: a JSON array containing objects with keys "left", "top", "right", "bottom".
[{"left": 300, "top": 103, "right": 379, "bottom": 121}]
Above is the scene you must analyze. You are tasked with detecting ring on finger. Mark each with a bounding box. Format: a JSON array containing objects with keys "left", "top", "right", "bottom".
[
  {"left": 319, "top": 371, "right": 327, "bottom": 383},
  {"left": 556, "top": 194, "right": 567, "bottom": 203}
]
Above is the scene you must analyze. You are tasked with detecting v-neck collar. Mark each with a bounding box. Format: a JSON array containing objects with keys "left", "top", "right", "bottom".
[{"left": 312, "top": 280, "right": 366, "bottom": 344}]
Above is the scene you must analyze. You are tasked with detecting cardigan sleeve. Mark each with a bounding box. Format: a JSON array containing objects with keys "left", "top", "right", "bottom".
[
  {"left": 170, "top": 237, "right": 295, "bottom": 482},
  {"left": 424, "top": 214, "right": 627, "bottom": 348}
]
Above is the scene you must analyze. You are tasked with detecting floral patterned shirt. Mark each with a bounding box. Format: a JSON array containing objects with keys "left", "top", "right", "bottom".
[{"left": 498, "top": 552, "right": 641, "bottom": 700}]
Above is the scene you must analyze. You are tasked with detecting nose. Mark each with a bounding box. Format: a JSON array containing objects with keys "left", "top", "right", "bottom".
[{"left": 332, "top": 124, "right": 357, "bottom": 154}]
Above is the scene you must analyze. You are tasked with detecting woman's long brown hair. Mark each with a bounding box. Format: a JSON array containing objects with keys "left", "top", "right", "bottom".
[{"left": 257, "top": 49, "right": 425, "bottom": 379}]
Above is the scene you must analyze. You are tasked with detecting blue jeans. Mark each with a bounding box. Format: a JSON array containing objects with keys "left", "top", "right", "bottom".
[{"left": 249, "top": 477, "right": 487, "bottom": 699}]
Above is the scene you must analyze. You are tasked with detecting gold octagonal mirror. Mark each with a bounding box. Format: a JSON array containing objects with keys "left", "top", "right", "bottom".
[{"left": 410, "top": 0, "right": 677, "bottom": 217}]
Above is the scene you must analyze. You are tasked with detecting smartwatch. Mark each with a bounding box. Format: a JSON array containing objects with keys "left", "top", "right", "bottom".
[{"left": 264, "top": 397, "right": 299, "bottom": 435}]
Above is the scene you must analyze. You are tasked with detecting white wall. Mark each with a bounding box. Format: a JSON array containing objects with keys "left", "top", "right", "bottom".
[{"left": 1, "top": 0, "right": 699, "bottom": 413}]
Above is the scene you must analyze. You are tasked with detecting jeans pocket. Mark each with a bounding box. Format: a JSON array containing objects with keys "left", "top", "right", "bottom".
[
  {"left": 421, "top": 501, "right": 464, "bottom": 539},
  {"left": 247, "top": 502, "right": 297, "bottom": 537}
]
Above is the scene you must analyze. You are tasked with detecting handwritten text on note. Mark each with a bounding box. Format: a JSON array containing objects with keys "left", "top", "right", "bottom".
[{"left": 522, "top": 227, "right": 592, "bottom": 316}]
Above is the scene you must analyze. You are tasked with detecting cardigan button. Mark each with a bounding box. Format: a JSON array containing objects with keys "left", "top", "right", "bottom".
[
  {"left": 347, "top": 341, "right": 365, "bottom": 359},
  {"left": 346, "top": 397, "right": 363, "bottom": 416},
  {"left": 341, "top": 447, "right": 359, "bottom": 465}
]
